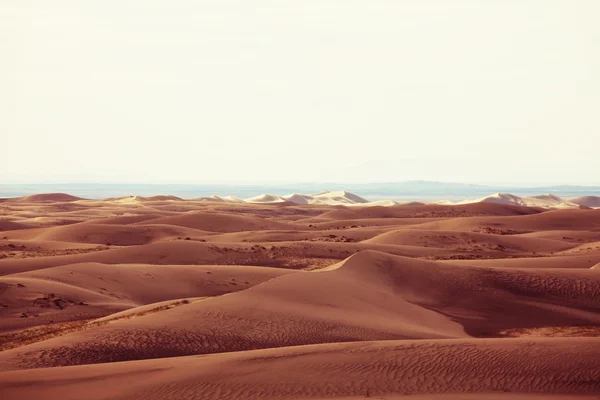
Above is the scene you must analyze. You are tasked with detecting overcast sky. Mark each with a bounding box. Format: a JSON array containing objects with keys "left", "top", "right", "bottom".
[{"left": 2, "top": 1, "right": 598, "bottom": 185}]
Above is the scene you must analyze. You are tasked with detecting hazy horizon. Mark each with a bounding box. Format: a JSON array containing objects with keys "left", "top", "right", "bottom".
[
  {"left": 3, "top": 1, "right": 599, "bottom": 185},
  {"left": 3, "top": 181, "right": 600, "bottom": 201}
]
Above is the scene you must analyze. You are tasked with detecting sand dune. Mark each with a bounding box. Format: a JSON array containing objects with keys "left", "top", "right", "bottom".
[
  {"left": 4, "top": 191, "right": 599, "bottom": 209},
  {"left": 310, "top": 202, "right": 543, "bottom": 222},
  {"left": 442, "top": 252, "right": 600, "bottom": 269},
  {"left": 410, "top": 208, "right": 600, "bottom": 233},
  {"left": 361, "top": 199, "right": 399, "bottom": 206},
  {"left": 245, "top": 193, "right": 288, "bottom": 203},
  {"left": 458, "top": 193, "right": 578, "bottom": 209},
  {"left": 2, "top": 250, "right": 600, "bottom": 370},
  {"left": 244, "top": 191, "right": 370, "bottom": 205},
  {"left": 1, "top": 192, "right": 600, "bottom": 398},
  {"left": 195, "top": 194, "right": 244, "bottom": 202},
  {"left": 311, "top": 190, "right": 369, "bottom": 205},
  {"left": 0, "top": 338, "right": 599, "bottom": 400},
  {"left": 0, "top": 262, "right": 293, "bottom": 334},
  {"left": 518, "top": 229, "right": 600, "bottom": 243},
  {"left": 6, "top": 193, "right": 84, "bottom": 203},
  {"left": 0, "top": 220, "right": 29, "bottom": 232},
  {"left": 80, "top": 213, "right": 167, "bottom": 225},
  {"left": 282, "top": 193, "right": 316, "bottom": 204},
  {"left": 570, "top": 195, "right": 600, "bottom": 208},
  {"left": 130, "top": 211, "right": 295, "bottom": 231},
  {"left": 365, "top": 228, "right": 577, "bottom": 254},
  {"left": 18, "top": 223, "right": 212, "bottom": 246},
  {"left": 141, "top": 195, "right": 182, "bottom": 201}
]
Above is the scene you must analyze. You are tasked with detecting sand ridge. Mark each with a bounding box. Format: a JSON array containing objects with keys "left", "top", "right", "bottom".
[{"left": 1, "top": 193, "right": 600, "bottom": 398}]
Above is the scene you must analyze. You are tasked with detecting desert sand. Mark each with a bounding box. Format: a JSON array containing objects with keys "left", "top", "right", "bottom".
[{"left": 1, "top": 192, "right": 600, "bottom": 399}]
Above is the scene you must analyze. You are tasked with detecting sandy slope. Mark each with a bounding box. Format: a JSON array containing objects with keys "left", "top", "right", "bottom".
[
  {"left": 2, "top": 250, "right": 600, "bottom": 370},
  {"left": 408, "top": 209, "right": 600, "bottom": 233},
  {"left": 570, "top": 196, "right": 600, "bottom": 208},
  {"left": 4, "top": 223, "right": 215, "bottom": 245},
  {"left": 460, "top": 192, "right": 578, "bottom": 209},
  {"left": 0, "top": 338, "right": 599, "bottom": 400},
  {"left": 6, "top": 193, "right": 84, "bottom": 203},
  {"left": 1, "top": 194, "right": 600, "bottom": 398},
  {"left": 0, "top": 262, "right": 293, "bottom": 334},
  {"left": 365, "top": 228, "right": 576, "bottom": 253},
  {"left": 130, "top": 211, "right": 297, "bottom": 231}
]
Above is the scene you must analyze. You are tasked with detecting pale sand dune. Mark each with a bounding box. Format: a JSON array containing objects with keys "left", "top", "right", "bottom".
[
  {"left": 433, "top": 200, "right": 455, "bottom": 205},
  {"left": 245, "top": 193, "right": 288, "bottom": 203},
  {"left": 105, "top": 196, "right": 143, "bottom": 204},
  {"left": 138, "top": 195, "right": 183, "bottom": 201},
  {"left": 2, "top": 194, "right": 600, "bottom": 398},
  {"left": 242, "top": 191, "right": 373, "bottom": 206},
  {"left": 107, "top": 195, "right": 183, "bottom": 202},
  {"left": 459, "top": 193, "right": 578, "bottom": 209},
  {"left": 195, "top": 194, "right": 226, "bottom": 202},
  {"left": 356, "top": 199, "right": 399, "bottom": 206},
  {"left": 246, "top": 191, "right": 369, "bottom": 205},
  {"left": 311, "top": 190, "right": 369, "bottom": 205},
  {"left": 223, "top": 195, "right": 245, "bottom": 202},
  {"left": 283, "top": 193, "right": 317, "bottom": 204},
  {"left": 195, "top": 194, "right": 245, "bottom": 203},
  {"left": 6, "top": 191, "right": 592, "bottom": 209},
  {"left": 0, "top": 338, "right": 599, "bottom": 400}
]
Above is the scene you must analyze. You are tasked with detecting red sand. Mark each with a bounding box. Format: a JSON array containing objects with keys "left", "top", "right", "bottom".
[{"left": 1, "top": 194, "right": 599, "bottom": 399}]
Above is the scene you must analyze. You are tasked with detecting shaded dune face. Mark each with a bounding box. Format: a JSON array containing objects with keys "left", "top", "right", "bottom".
[{"left": 1, "top": 196, "right": 600, "bottom": 399}]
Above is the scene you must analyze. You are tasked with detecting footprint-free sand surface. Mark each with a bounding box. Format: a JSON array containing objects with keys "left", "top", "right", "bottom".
[{"left": 1, "top": 193, "right": 599, "bottom": 399}]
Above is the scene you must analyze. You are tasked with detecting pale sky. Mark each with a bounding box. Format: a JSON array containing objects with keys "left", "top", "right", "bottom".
[{"left": 2, "top": 1, "right": 599, "bottom": 185}]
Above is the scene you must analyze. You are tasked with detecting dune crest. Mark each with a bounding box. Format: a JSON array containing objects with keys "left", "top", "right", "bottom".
[{"left": 1, "top": 192, "right": 600, "bottom": 398}]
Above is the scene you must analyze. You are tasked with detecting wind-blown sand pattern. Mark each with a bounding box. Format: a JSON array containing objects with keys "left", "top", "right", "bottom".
[{"left": 1, "top": 192, "right": 600, "bottom": 399}]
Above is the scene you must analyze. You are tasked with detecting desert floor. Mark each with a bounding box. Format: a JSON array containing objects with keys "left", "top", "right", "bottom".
[{"left": 1, "top": 193, "right": 599, "bottom": 399}]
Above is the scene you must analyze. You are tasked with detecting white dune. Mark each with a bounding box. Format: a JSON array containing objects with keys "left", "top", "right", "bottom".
[
  {"left": 245, "top": 194, "right": 287, "bottom": 203},
  {"left": 460, "top": 192, "right": 578, "bottom": 209},
  {"left": 311, "top": 190, "right": 369, "bottom": 205},
  {"left": 110, "top": 196, "right": 142, "bottom": 204},
  {"left": 223, "top": 195, "right": 244, "bottom": 203},
  {"left": 167, "top": 191, "right": 600, "bottom": 209},
  {"left": 350, "top": 199, "right": 399, "bottom": 207},
  {"left": 282, "top": 193, "right": 315, "bottom": 205},
  {"left": 196, "top": 195, "right": 226, "bottom": 202},
  {"left": 432, "top": 200, "right": 455, "bottom": 205},
  {"left": 195, "top": 195, "right": 244, "bottom": 203}
]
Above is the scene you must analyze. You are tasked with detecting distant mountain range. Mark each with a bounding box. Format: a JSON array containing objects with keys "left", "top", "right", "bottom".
[{"left": 1, "top": 181, "right": 600, "bottom": 201}]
